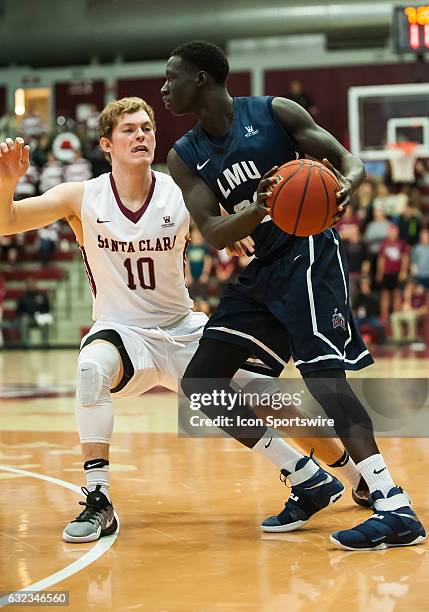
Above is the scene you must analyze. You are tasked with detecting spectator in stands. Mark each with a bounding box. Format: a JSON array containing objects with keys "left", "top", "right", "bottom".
[
  {"left": 83, "top": 104, "right": 101, "bottom": 140},
  {"left": 39, "top": 152, "right": 63, "bottom": 193},
  {"left": 31, "top": 134, "right": 51, "bottom": 168},
  {"left": 363, "top": 207, "right": 390, "bottom": 276},
  {"left": 390, "top": 283, "right": 428, "bottom": 343},
  {"left": 0, "top": 233, "right": 24, "bottom": 264},
  {"left": 411, "top": 228, "right": 429, "bottom": 289},
  {"left": 36, "top": 222, "right": 60, "bottom": 266},
  {"left": 0, "top": 112, "right": 18, "bottom": 141},
  {"left": 373, "top": 182, "right": 408, "bottom": 219},
  {"left": 19, "top": 106, "right": 45, "bottom": 140},
  {"left": 376, "top": 223, "right": 410, "bottom": 320},
  {"left": 397, "top": 203, "right": 422, "bottom": 247},
  {"left": 185, "top": 227, "right": 213, "bottom": 299},
  {"left": 343, "top": 225, "right": 370, "bottom": 301},
  {"left": 352, "top": 179, "right": 376, "bottom": 229},
  {"left": 353, "top": 277, "right": 385, "bottom": 344},
  {"left": 14, "top": 164, "right": 39, "bottom": 200},
  {"left": 15, "top": 279, "right": 52, "bottom": 345},
  {"left": 82, "top": 136, "right": 110, "bottom": 178},
  {"left": 285, "top": 80, "right": 318, "bottom": 117},
  {"left": 214, "top": 249, "right": 238, "bottom": 292},
  {"left": 63, "top": 149, "right": 93, "bottom": 183},
  {"left": 335, "top": 205, "right": 361, "bottom": 242}
]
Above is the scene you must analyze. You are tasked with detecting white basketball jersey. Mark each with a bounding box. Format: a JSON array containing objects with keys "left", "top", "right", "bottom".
[{"left": 80, "top": 171, "right": 193, "bottom": 328}]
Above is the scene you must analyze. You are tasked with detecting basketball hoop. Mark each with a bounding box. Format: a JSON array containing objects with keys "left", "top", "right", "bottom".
[{"left": 387, "top": 141, "right": 419, "bottom": 183}]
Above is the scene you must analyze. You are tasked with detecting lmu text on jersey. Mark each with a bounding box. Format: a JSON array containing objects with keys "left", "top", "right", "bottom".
[
  {"left": 217, "top": 160, "right": 261, "bottom": 199},
  {"left": 97, "top": 235, "right": 177, "bottom": 253}
]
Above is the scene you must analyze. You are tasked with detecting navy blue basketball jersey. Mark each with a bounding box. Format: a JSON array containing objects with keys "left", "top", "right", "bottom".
[{"left": 173, "top": 96, "right": 299, "bottom": 260}]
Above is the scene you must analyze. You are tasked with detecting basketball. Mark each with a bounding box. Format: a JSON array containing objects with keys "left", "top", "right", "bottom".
[{"left": 267, "top": 159, "right": 340, "bottom": 236}]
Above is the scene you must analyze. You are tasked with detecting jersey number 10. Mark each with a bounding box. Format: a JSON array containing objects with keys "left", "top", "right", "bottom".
[{"left": 124, "top": 257, "right": 156, "bottom": 290}]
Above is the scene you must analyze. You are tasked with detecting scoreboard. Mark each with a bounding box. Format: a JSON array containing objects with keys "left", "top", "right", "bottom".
[{"left": 393, "top": 5, "right": 429, "bottom": 53}]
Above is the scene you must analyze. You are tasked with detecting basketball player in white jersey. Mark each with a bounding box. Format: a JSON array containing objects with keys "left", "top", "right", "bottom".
[{"left": 0, "top": 97, "right": 366, "bottom": 544}]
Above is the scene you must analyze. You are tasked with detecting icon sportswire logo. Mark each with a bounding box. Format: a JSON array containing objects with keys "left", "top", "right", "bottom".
[{"left": 197, "top": 159, "right": 210, "bottom": 171}]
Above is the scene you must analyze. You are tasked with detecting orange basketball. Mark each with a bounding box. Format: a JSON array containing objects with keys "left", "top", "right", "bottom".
[{"left": 267, "top": 159, "right": 340, "bottom": 236}]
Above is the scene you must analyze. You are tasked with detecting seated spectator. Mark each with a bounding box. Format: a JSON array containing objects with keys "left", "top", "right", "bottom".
[
  {"left": 0, "top": 233, "right": 24, "bottom": 264},
  {"left": 214, "top": 249, "right": 238, "bottom": 291},
  {"left": 376, "top": 223, "right": 410, "bottom": 320},
  {"left": 185, "top": 227, "right": 213, "bottom": 299},
  {"left": 411, "top": 228, "right": 429, "bottom": 289},
  {"left": 0, "top": 112, "right": 18, "bottom": 141},
  {"left": 390, "top": 283, "right": 428, "bottom": 343},
  {"left": 373, "top": 182, "right": 408, "bottom": 219},
  {"left": 39, "top": 152, "right": 63, "bottom": 193},
  {"left": 335, "top": 206, "right": 361, "bottom": 242},
  {"left": 353, "top": 277, "right": 385, "bottom": 343},
  {"left": 343, "top": 225, "right": 370, "bottom": 301},
  {"left": 15, "top": 279, "right": 53, "bottom": 346},
  {"left": 36, "top": 222, "right": 60, "bottom": 266},
  {"left": 397, "top": 203, "right": 422, "bottom": 247},
  {"left": 19, "top": 107, "right": 45, "bottom": 140},
  {"left": 363, "top": 207, "right": 390, "bottom": 276},
  {"left": 31, "top": 134, "right": 51, "bottom": 168},
  {"left": 63, "top": 149, "right": 93, "bottom": 183},
  {"left": 352, "top": 179, "right": 376, "bottom": 229},
  {"left": 15, "top": 164, "right": 39, "bottom": 200}
]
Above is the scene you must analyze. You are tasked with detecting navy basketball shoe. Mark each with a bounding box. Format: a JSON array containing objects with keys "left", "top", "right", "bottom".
[
  {"left": 330, "top": 486, "right": 426, "bottom": 550},
  {"left": 63, "top": 485, "right": 117, "bottom": 543},
  {"left": 261, "top": 457, "right": 344, "bottom": 532}
]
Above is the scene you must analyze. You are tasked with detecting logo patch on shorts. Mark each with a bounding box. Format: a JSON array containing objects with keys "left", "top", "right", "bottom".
[{"left": 332, "top": 308, "right": 346, "bottom": 331}]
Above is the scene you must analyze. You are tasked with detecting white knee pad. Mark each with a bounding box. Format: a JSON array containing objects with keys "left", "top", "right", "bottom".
[
  {"left": 77, "top": 342, "right": 121, "bottom": 406},
  {"left": 76, "top": 341, "right": 121, "bottom": 444}
]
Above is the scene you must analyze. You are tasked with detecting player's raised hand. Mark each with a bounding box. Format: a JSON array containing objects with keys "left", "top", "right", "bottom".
[
  {"left": 0, "top": 137, "right": 30, "bottom": 183},
  {"left": 322, "top": 158, "right": 352, "bottom": 223}
]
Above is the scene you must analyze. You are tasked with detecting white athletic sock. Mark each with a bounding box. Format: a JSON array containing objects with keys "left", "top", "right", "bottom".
[
  {"left": 253, "top": 431, "right": 317, "bottom": 476},
  {"left": 357, "top": 453, "right": 397, "bottom": 498},
  {"left": 328, "top": 450, "right": 361, "bottom": 489},
  {"left": 84, "top": 460, "right": 111, "bottom": 502}
]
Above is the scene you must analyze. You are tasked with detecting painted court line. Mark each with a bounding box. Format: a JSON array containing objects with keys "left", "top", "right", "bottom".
[{"left": 0, "top": 465, "right": 119, "bottom": 608}]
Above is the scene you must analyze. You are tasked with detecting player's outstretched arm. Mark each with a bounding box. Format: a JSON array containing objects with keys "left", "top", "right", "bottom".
[
  {"left": 272, "top": 97, "right": 365, "bottom": 219},
  {"left": 0, "top": 137, "right": 83, "bottom": 235},
  {"left": 168, "top": 149, "right": 275, "bottom": 249}
]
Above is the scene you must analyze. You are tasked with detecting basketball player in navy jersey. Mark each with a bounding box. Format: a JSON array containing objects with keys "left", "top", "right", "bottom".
[
  {"left": 0, "top": 98, "right": 346, "bottom": 544},
  {"left": 162, "top": 40, "right": 425, "bottom": 550}
]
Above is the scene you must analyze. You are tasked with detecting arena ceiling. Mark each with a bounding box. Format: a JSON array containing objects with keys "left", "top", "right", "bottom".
[{"left": 1, "top": 0, "right": 402, "bottom": 67}]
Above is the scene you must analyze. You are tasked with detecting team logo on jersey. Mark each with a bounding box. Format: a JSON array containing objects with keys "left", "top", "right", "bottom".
[
  {"left": 332, "top": 308, "right": 346, "bottom": 331},
  {"left": 244, "top": 125, "right": 259, "bottom": 138},
  {"left": 162, "top": 216, "right": 175, "bottom": 228}
]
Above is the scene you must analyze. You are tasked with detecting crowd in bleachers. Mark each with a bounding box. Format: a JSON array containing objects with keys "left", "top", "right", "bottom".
[{"left": 1, "top": 109, "right": 429, "bottom": 348}]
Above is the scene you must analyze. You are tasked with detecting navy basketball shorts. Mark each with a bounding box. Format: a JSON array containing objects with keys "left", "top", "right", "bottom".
[{"left": 204, "top": 229, "right": 374, "bottom": 376}]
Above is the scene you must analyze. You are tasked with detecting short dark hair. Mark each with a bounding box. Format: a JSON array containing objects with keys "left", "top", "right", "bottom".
[{"left": 171, "top": 40, "right": 229, "bottom": 84}]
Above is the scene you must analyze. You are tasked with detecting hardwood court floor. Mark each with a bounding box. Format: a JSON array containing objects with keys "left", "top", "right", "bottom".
[{"left": 0, "top": 351, "right": 428, "bottom": 611}]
